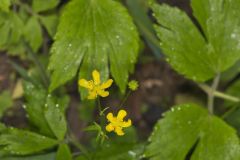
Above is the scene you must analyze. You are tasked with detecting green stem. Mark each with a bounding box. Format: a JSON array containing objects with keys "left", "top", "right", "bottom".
[
  {"left": 24, "top": 41, "right": 49, "bottom": 88},
  {"left": 207, "top": 74, "right": 221, "bottom": 114},
  {"left": 198, "top": 84, "right": 240, "bottom": 103},
  {"left": 97, "top": 97, "right": 104, "bottom": 130},
  {"left": 119, "top": 90, "right": 131, "bottom": 108},
  {"left": 68, "top": 133, "right": 90, "bottom": 159},
  {"left": 221, "top": 105, "right": 238, "bottom": 119}
]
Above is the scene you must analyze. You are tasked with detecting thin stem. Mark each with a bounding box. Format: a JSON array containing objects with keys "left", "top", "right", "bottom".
[
  {"left": 68, "top": 133, "right": 90, "bottom": 159},
  {"left": 207, "top": 73, "right": 221, "bottom": 114},
  {"left": 198, "top": 84, "right": 240, "bottom": 103},
  {"left": 221, "top": 105, "right": 238, "bottom": 119},
  {"left": 24, "top": 41, "right": 49, "bottom": 88},
  {"left": 119, "top": 90, "right": 131, "bottom": 108},
  {"left": 97, "top": 97, "right": 104, "bottom": 130}
]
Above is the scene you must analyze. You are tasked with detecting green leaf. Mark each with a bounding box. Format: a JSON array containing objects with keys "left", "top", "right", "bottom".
[
  {"left": 0, "top": 12, "right": 24, "bottom": 51},
  {"left": 39, "top": 14, "right": 59, "bottom": 38},
  {"left": 145, "top": 104, "right": 240, "bottom": 160},
  {"left": 56, "top": 144, "right": 72, "bottom": 160},
  {"left": 24, "top": 16, "right": 43, "bottom": 52},
  {"left": 44, "top": 95, "right": 69, "bottom": 140},
  {"left": 0, "top": 91, "right": 13, "bottom": 118},
  {"left": 152, "top": 1, "right": 240, "bottom": 82},
  {"left": 48, "top": 0, "right": 139, "bottom": 93},
  {"left": 223, "top": 80, "right": 240, "bottom": 134},
  {"left": 23, "top": 81, "right": 53, "bottom": 137},
  {"left": 126, "top": 0, "right": 162, "bottom": 58},
  {"left": 23, "top": 81, "right": 69, "bottom": 139},
  {"left": 32, "top": 0, "right": 60, "bottom": 13},
  {"left": 0, "top": 0, "right": 11, "bottom": 12},
  {"left": 1, "top": 152, "right": 56, "bottom": 160},
  {"left": 0, "top": 128, "right": 57, "bottom": 155}
]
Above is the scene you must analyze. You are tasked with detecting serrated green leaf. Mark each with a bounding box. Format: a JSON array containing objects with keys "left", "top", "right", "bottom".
[
  {"left": 48, "top": 0, "right": 139, "bottom": 93},
  {"left": 56, "top": 144, "right": 72, "bottom": 160},
  {"left": 145, "top": 104, "right": 240, "bottom": 160},
  {"left": 0, "top": 128, "right": 57, "bottom": 156},
  {"left": 1, "top": 152, "right": 56, "bottom": 160},
  {"left": 0, "top": 91, "right": 13, "bottom": 118},
  {"left": 152, "top": 0, "right": 240, "bottom": 82},
  {"left": 39, "top": 14, "right": 58, "bottom": 38},
  {"left": 44, "top": 95, "right": 69, "bottom": 140},
  {"left": 24, "top": 16, "right": 43, "bottom": 52},
  {"left": 32, "top": 0, "right": 60, "bottom": 13},
  {"left": 0, "top": 0, "right": 11, "bottom": 12}
]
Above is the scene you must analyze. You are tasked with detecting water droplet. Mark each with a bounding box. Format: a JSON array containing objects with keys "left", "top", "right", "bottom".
[
  {"left": 128, "top": 150, "right": 137, "bottom": 157},
  {"left": 68, "top": 43, "right": 72, "bottom": 47},
  {"left": 22, "top": 105, "right": 26, "bottom": 109},
  {"left": 116, "top": 35, "right": 120, "bottom": 39},
  {"left": 56, "top": 104, "right": 59, "bottom": 108},
  {"left": 231, "top": 33, "right": 237, "bottom": 39},
  {"left": 177, "top": 107, "right": 181, "bottom": 111},
  {"left": 171, "top": 107, "right": 175, "bottom": 112},
  {"left": 47, "top": 94, "right": 51, "bottom": 98}
]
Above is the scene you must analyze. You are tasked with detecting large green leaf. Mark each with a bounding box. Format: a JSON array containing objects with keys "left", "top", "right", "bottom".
[
  {"left": 48, "top": 0, "right": 139, "bottom": 93},
  {"left": 145, "top": 104, "right": 240, "bottom": 160},
  {"left": 151, "top": 0, "right": 240, "bottom": 82},
  {"left": 0, "top": 128, "right": 57, "bottom": 155}
]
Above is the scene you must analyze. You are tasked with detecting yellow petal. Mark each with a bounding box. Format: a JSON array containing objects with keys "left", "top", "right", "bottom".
[
  {"left": 87, "top": 91, "right": 97, "bottom": 100},
  {"left": 121, "top": 119, "right": 132, "bottom": 128},
  {"left": 92, "top": 70, "right": 100, "bottom": 85},
  {"left": 97, "top": 89, "right": 109, "bottom": 97},
  {"left": 79, "top": 79, "right": 93, "bottom": 89},
  {"left": 117, "top": 110, "right": 127, "bottom": 121},
  {"left": 100, "top": 79, "right": 113, "bottom": 89},
  {"left": 106, "top": 123, "right": 114, "bottom": 132},
  {"left": 106, "top": 113, "right": 114, "bottom": 122},
  {"left": 115, "top": 126, "right": 124, "bottom": 136}
]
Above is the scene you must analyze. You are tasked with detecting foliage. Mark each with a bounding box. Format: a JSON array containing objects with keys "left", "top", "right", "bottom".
[
  {"left": 48, "top": 0, "right": 139, "bottom": 94},
  {"left": 0, "top": 0, "right": 240, "bottom": 160},
  {"left": 145, "top": 104, "right": 240, "bottom": 160}
]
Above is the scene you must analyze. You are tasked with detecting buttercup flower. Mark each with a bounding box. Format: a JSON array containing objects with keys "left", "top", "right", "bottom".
[
  {"left": 106, "top": 110, "right": 132, "bottom": 136},
  {"left": 79, "top": 70, "right": 113, "bottom": 100}
]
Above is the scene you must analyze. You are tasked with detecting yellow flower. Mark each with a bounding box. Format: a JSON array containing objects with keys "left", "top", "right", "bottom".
[
  {"left": 106, "top": 110, "right": 132, "bottom": 136},
  {"left": 78, "top": 70, "right": 113, "bottom": 100}
]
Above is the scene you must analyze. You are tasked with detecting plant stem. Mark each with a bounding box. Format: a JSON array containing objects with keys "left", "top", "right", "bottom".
[
  {"left": 24, "top": 41, "right": 49, "bottom": 88},
  {"left": 97, "top": 97, "right": 104, "bottom": 129},
  {"left": 68, "top": 133, "right": 90, "bottom": 159},
  {"left": 198, "top": 84, "right": 240, "bottom": 103},
  {"left": 221, "top": 105, "right": 238, "bottom": 119},
  {"left": 119, "top": 90, "right": 131, "bottom": 108},
  {"left": 207, "top": 73, "right": 221, "bottom": 114}
]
